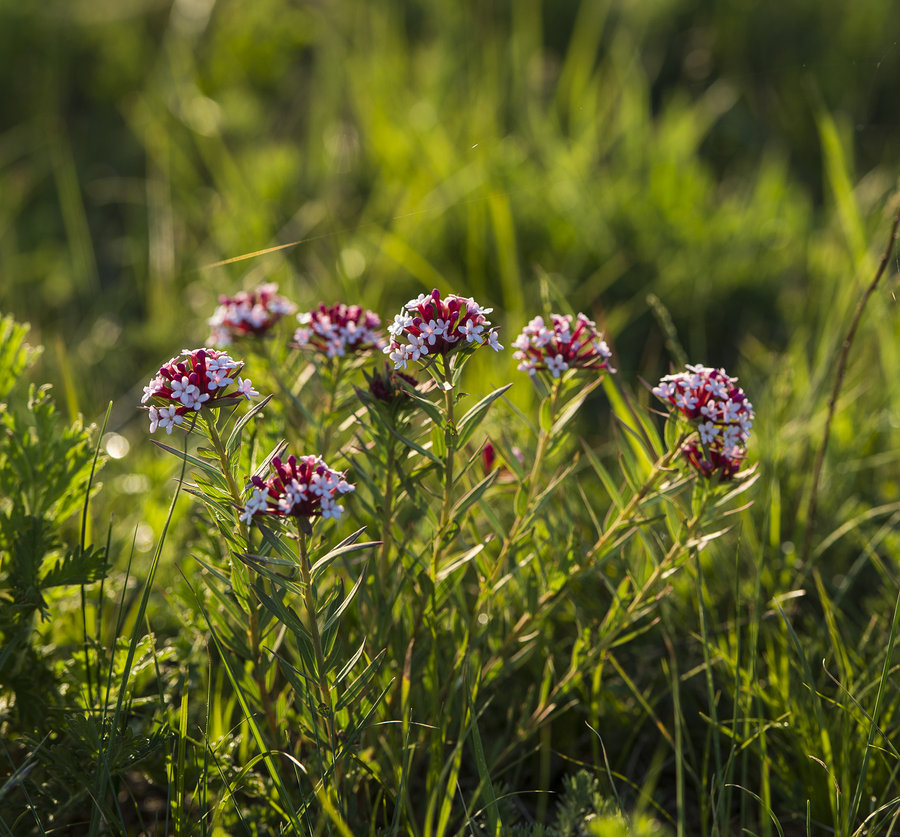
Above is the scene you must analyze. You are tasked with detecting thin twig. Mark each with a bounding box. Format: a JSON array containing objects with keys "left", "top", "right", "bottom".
[{"left": 800, "top": 201, "right": 900, "bottom": 566}]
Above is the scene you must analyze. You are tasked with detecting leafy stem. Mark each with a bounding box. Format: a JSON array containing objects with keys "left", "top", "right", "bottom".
[
  {"left": 297, "top": 522, "right": 337, "bottom": 759},
  {"left": 431, "top": 353, "right": 456, "bottom": 590},
  {"left": 199, "top": 409, "right": 279, "bottom": 742}
]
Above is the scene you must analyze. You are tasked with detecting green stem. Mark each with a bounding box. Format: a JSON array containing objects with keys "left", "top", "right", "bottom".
[
  {"left": 490, "top": 379, "right": 561, "bottom": 583},
  {"left": 585, "top": 433, "right": 690, "bottom": 562},
  {"left": 318, "top": 357, "right": 341, "bottom": 456},
  {"left": 464, "top": 378, "right": 562, "bottom": 657},
  {"left": 201, "top": 410, "right": 248, "bottom": 539},
  {"left": 378, "top": 438, "right": 397, "bottom": 581},
  {"left": 431, "top": 354, "right": 456, "bottom": 590},
  {"left": 202, "top": 410, "right": 279, "bottom": 742},
  {"left": 297, "top": 524, "right": 337, "bottom": 759},
  {"left": 482, "top": 432, "right": 692, "bottom": 676}
]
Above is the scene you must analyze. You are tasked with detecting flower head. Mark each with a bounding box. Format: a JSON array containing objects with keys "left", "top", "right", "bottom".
[
  {"left": 141, "top": 348, "right": 257, "bottom": 434},
  {"left": 385, "top": 289, "right": 502, "bottom": 370},
  {"left": 240, "top": 455, "right": 355, "bottom": 524},
  {"left": 208, "top": 283, "right": 296, "bottom": 345},
  {"left": 652, "top": 364, "right": 754, "bottom": 481},
  {"left": 513, "top": 313, "right": 614, "bottom": 379},
  {"left": 364, "top": 363, "right": 419, "bottom": 406},
  {"left": 293, "top": 303, "right": 384, "bottom": 358}
]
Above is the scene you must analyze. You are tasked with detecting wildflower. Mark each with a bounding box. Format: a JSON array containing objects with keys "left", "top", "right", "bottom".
[
  {"left": 385, "top": 289, "right": 502, "bottom": 370},
  {"left": 293, "top": 303, "right": 384, "bottom": 358},
  {"left": 208, "top": 283, "right": 296, "bottom": 345},
  {"left": 364, "top": 363, "right": 418, "bottom": 406},
  {"left": 652, "top": 364, "right": 754, "bottom": 481},
  {"left": 241, "top": 455, "right": 354, "bottom": 523},
  {"left": 482, "top": 441, "right": 497, "bottom": 474},
  {"left": 513, "top": 313, "right": 614, "bottom": 379},
  {"left": 141, "top": 348, "right": 257, "bottom": 434}
]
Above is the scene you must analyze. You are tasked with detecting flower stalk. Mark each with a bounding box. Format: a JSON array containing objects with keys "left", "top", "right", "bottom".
[
  {"left": 432, "top": 354, "right": 457, "bottom": 585},
  {"left": 297, "top": 523, "right": 337, "bottom": 756}
]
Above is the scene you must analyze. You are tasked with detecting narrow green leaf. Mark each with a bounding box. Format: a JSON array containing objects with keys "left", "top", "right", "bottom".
[
  {"left": 465, "top": 672, "right": 501, "bottom": 836},
  {"left": 550, "top": 377, "right": 604, "bottom": 437},
  {"left": 322, "top": 565, "right": 368, "bottom": 634},
  {"left": 387, "top": 422, "right": 442, "bottom": 466},
  {"left": 450, "top": 469, "right": 499, "bottom": 520},
  {"left": 580, "top": 437, "right": 624, "bottom": 511},
  {"left": 335, "top": 650, "right": 386, "bottom": 711},
  {"left": 456, "top": 383, "right": 513, "bottom": 448},
  {"left": 151, "top": 439, "right": 222, "bottom": 479},
  {"left": 431, "top": 423, "right": 447, "bottom": 459},
  {"left": 226, "top": 393, "right": 274, "bottom": 457}
]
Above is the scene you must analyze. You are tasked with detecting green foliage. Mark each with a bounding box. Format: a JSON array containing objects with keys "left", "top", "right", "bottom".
[{"left": 0, "top": 316, "right": 108, "bottom": 731}]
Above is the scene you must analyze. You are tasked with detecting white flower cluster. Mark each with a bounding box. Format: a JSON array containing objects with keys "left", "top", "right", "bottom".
[
  {"left": 240, "top": 454, "right": 355, "bottom": 524},
  {"left": 385, "top": 289, "right": 502, "bottom": 370},
  {"left": 512, "top": 313, "right": 613, "bottom": 378},
  {"left": 142, "top": 348, "right": 257, "bottom": 434},
  {"left": 208, "top": 283, "right": 296, "bottom": 346},
  {"left": 652, "top": 364, "right": 754, "bottom": 479},
  {"left": 294, "top": 303, "right": 384, "bottom": 359}
]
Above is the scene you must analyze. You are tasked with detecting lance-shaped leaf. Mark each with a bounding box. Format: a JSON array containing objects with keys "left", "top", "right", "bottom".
[{"left": 456, "top": 383, "right": 512, "bottom": 448}]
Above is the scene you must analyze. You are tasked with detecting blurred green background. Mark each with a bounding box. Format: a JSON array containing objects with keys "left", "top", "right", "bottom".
[{"left": 1, "top": 0, "right": 899, "bottom": 421}]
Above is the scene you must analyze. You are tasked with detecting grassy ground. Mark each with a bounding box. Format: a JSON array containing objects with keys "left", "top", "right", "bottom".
[{"left": 2, "top": 1, "right": 900, "bottom": 834}]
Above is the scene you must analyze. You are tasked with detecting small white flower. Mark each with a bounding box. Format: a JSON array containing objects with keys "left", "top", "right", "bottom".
[
  {"left": 722, "top": 400, "right": 742, "bottom": 423},
  {"left": 700, "top": 401, "right": 719, "bottom": 420},
  {"left": 236, "top": 378, "right": 259, "bottom": 398},
  {"left": 534, "top": 327, "right": 553, "bottom": 348},
  {"left": 141, "top": 376, "right": 164, "bottom": 404},
  {"left": 698, "top": 421, "right": 719, "bottom": 446},
  {"left": 675, "top": 392, "right": 698, "bottom": 410},
  {"left": 240, "top": 487, "right": 269, "bottom": 523},
  {"left": 158, "top": 405, "right": 184, "bottom": 435},
  {"left": 705, "top": 377, "right": 729, "bottom": 399},
  {"left": 320, "top": 496, "right": 344, "bottom": 520},
  {"left": 206, "top": 368, "right": 234, "bottom": 390},
  {"left": 593, "top": 339, "right": 611, "bottom": 358},
  {"left": 388, "top": 313, "right": 414, "bottom": 336},
  {"left": 546, "top": 354, "right": 569, "bottom": 377},
  {"left": 419, "top": 319, "right": 442, "bottom": 345},
  {"left": 389, "top": 346, "right": 409, "bottom": 369},
  {"left": 180, "top": 386, "right": 210, "bottom": 410},
  {"left": 406, "top": 334, "right": 429, "bottom": 362},
  {"left": 513, "top": 333, "right": 531, "bottom": 351},
  {"left": 405, "top": 293, "right": 431, "bottom": 310},
  {"left": 518, "top": 358, "right": 538, "bottom": 376},
  {"left": 461, "top": 319, "right": 484, "bottom": 343},
  {"left": 169, "top": 376, "right": 192, "bottom": 402},
  {"left": 485, "top": 330, "right": 503, "bottom": 351}
]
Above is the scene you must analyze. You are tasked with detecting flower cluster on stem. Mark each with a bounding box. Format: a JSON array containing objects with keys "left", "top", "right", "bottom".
[
  {"left": 208, "top": 283, "right": 296, "bottom": 345},
  {"left": 240, "top": 455, "right": 354, "bottom": 524},
  {"left": 385, "top": 289, "right": 503, "bottom": 370},
  {"left": 652, "top": 364, "right": 754, "bottom": 480},
  {"left": 294, "top": 303, "right": 384, "bottom": 358},
  {"left": 141, "top": 348, "right": 258, "bottom": 434},
  {"left": 513, "top": 313, "right": 614, "bottom": 378}
]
